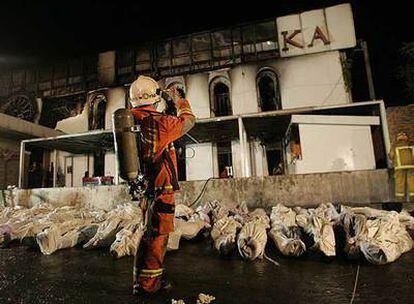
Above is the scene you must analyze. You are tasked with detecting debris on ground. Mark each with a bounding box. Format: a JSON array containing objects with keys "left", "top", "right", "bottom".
[
  {"left": 197, "top": 293, "right": 215, "bottom": 304},
  {"left": 170, "top": 293, "right": 215, "bottom": 304}
]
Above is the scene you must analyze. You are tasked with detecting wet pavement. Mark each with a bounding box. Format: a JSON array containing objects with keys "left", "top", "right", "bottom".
[{"left": 0, "top": 240, "right": 414, "bottom": 304}]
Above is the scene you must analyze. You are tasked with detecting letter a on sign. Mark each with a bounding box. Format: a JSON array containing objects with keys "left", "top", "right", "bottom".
[
  {"left": 281, "top": 30, "right": 304, "bottom": 51},
  {"left": 308, "top": 26, "right": 330, "bottom": 47}
]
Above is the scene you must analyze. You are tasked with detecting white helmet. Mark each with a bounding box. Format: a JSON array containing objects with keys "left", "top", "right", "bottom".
[{"left": 129, "top": 75, "right": 161, "bottom": 108}]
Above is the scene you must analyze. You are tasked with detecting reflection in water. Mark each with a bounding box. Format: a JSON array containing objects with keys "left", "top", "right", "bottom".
[{"left": 0, "top": 241, "right": 413, "bottom": 304}]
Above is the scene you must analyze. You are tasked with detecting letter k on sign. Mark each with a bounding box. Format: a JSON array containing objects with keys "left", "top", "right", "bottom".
[{"left": 281, "top": 30, "right": 304, "bottom": 51}]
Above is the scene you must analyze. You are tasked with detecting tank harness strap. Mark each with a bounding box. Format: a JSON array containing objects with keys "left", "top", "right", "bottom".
[{"left": 154, "top": 200, "right": 175, "bottom": 214}]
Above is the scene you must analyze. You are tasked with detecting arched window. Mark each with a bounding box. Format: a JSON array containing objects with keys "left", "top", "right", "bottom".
[
  {"left": 209, "top": 77, "right": 232, "bottom": 117},
  {"left": 257, "top": 69, "right": 281, "bottom": 111},
  {"left": 88, "top": 93, "right": 106, "bottom": 130}
]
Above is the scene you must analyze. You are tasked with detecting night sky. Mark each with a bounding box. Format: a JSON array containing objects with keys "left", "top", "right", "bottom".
[{"left": 0, "top": 0, "right": 412, "bottom": 105}]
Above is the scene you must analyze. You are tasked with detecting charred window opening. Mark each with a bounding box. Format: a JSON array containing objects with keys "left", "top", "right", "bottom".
[
  {"left": 0, "top": 93, "right": 37, "bottom": 122},
  {"left": 93, "top": 150, "right": 105, "bottom": 177},
  {"left": 39, "top": 94, "right": 86, "bottom": 128},
  {"left": 88, "top": 93, "right": 106, "bottom": 131},
  {"left": 214, "top": 83, "right": 231, "bottom": 116},
  {"left": 285, "top": 125, "right": 302, "bottom": 165},
  {"left": 257, "top": 70, "right": 281, "bottom": 111},
  {"left": 87, "top": 93, "right": 107, "bottom": 177},
  {"left": 217, "top": 141, "right": 233, "bottom": 178},
  {"left": 210, "top": 77, "right": 232, "bottom": 117},
  {"left": 265, "top": 141, "right": 284, "bottom": 176}
]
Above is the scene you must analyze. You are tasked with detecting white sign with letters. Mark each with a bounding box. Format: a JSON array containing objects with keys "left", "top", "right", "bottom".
[{"left": 277, "top": 3, "right": 356, "bottom": 57}]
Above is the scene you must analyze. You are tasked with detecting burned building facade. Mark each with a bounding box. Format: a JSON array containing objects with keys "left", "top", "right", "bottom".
[{"left": 0, "top": 3, "right": 391, "bottom": 189}]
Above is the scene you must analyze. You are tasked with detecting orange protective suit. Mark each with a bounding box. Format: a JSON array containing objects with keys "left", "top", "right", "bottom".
[{"left": 131, "top": 98, "right": 195, "bottom": 293}]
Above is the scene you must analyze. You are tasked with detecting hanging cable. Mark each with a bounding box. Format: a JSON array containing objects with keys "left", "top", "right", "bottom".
[
  {"left": 264, "top": 252, "right": 280, "bottom": 267},
  {"left": 188, "top": 177, "right": 215, "bottom": 208}
]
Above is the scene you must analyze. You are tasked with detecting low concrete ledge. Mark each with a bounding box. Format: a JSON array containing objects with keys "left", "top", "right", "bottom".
[
  {"left": 177, "top": 169, "right": 391, "bottom": 209},
  {"left": 1, "top": 169, "right": 392, "bottom": 210}
]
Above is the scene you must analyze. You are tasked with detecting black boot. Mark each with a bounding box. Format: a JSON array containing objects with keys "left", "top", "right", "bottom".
[{"left": 160, "top": 276, "right": 173, "bottom": 293}]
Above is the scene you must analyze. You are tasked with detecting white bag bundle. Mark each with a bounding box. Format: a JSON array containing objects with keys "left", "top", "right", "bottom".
[
  {"left": 295, "top": 203, "right": 338, "bottom": 257},
  {"left": 269, "top": 204, "right": 306, "bottom": 257},
  {"left": 84, "top": 203, "right": 142, "bottom": 249},
  {"left": 207, "top": 200, "right": 230, "bottom": 223},
  {"left": 36, "top": 214, "right": 99, "bottom": 255},
  {"left": 174, "top": 204, "right": 194, "bottom": 220},
  {"left": 211, "top": 216, "right": 242, "bottom": 256},
  {"left": 110, "top": 222, "right": 144, "bottom": 258},
  {"left": 237, "top": 216, "right": 269, "bottom": 261},
  {"left": 167, "top": 205, "right": 211, "bottom": 251},
  {"left": 340, "top": 206, "right": 414, "bottom": 265}
]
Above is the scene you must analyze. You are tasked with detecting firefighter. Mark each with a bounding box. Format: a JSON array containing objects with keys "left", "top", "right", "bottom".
[
  {"left": 389, "top": 132, "right": 414, "bottom": 202},
  {"left": 129, "top": 76, "right": 195, "bottom": 296}
]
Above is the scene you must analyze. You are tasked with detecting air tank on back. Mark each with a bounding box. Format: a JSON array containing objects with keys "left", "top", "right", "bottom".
[{"left": 112, "top": 108, "right": 140, "bottom": 182}]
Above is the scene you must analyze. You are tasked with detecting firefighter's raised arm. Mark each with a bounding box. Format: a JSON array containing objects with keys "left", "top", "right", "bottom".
[{"left": 159, "top": 88, "right": 195, "bottom": 142}]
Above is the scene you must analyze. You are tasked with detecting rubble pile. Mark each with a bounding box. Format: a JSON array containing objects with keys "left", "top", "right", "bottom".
[{"left": 1, "top": 201, "right": 414, "bottom": 265}]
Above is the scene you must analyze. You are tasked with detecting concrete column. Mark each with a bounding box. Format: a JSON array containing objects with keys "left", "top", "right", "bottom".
[
  {"left": 379, "top": 101, "right": 391, "bottom": 168},
  {"left": 18, "top": 142, "right": 25, "bottom": 188},
  {"left": 53, "top": 150, "right": 57, "bottom": 187},
  {"left": 238, "top": 116, "right": 251, "bottom": 177},
  {"left": 98, "top": 51, "right": 116, "bottom": 86}
]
